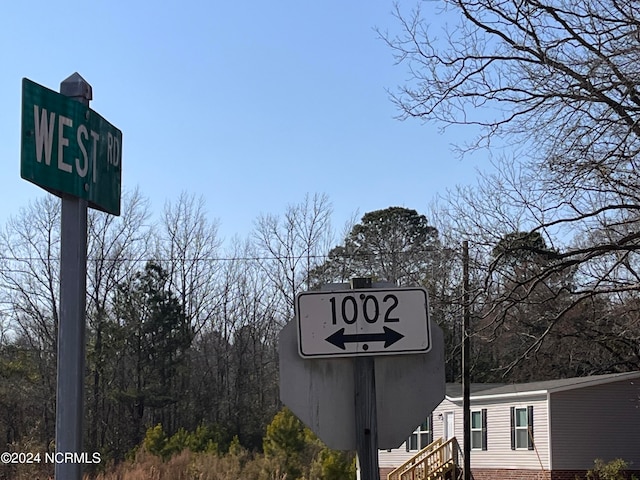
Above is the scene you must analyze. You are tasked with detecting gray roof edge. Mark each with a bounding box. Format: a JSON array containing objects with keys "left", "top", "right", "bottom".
[
  {"left": 445, "top": 371, "right": 640, "bottom": 401},
  {"left": 544, "top": 371, "right": 640, "bottom": 394}
]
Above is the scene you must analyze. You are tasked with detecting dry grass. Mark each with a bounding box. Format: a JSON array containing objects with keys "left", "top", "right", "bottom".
[
  {"left": 0, "top": 461, "right": 53, "bottom": 480},
  {"left": 85, "top": 449, "right": 287, "bottom": 480},
  {"left": 89, "top": 450, "right": 196, "bottom": 480},
  {"left": 0, "top": 440, "right": 53, "bottom": 480},
  {"left": 0, "top": 447, "right": 287, "bottom": 480}
]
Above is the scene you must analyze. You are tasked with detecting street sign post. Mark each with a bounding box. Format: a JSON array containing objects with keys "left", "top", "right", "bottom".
[
  {"left": 21, "top": 77, "right": 122, "bottom": 216},
  {"left": 296, "top": 287, "right": 431, "bottom": 358},
  {"left": 281, "top": 281, "right": 445, "bottom": 465},
  {"left": 19, "top": 74, "right": 122, "bottom": 480}
]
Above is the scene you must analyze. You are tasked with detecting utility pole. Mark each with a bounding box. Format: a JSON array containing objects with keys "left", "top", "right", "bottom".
[{"left": 462, "top": 240, "right": 471, "bottom": 480}]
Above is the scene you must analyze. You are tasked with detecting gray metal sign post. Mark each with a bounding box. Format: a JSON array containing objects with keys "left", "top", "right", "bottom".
[
  {"left": 283, "top": 279, "right": 444, "bottom": 478},
  {"left": 20, "top": 72, "right": 121, "bottom": 479},
  {"left": 55, "top": 73, "right": 92, "bottom": 480},
  {"left": 351, "top": 278, "right": 379, "bottom": 480}
]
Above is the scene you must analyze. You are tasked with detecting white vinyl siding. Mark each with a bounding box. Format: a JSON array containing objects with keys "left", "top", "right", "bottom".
[
  {"left": 379, "top": 400, "right": 458, "bottom": 468},
  {"left": 417, "top": 396, "right": 550, "bottom": 470},
  {"left": 379, "top": 395, "right": 550, "bottom": 471},
  {"left": 464, "top": 397, "right": 549, "bottom": 470}
]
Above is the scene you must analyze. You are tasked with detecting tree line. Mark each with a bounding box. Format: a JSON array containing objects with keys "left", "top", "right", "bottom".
[{"left": 1, "top": 192, "right": 638, "bottom": 466}]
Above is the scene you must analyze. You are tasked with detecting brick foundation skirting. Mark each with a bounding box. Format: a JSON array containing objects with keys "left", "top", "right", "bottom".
[
  {"left": 471, "top": 469, "right": 551, "bottom": 480},
  {"left": 379, "top": 467, "right": 394, "bottom": 479},
  {"left": 381, "top": 467, "right": 548, "bottom": 480},
  {"left": 454, "top": 469, "right": 639, "bottom": 480},
  {"left": 379, "top": 467, "right": 640, "bottom": 480}
]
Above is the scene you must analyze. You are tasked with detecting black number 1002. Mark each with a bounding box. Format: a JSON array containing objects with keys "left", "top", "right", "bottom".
[{"left": 330, "top": 294, "right": 399, "bottom": 325}]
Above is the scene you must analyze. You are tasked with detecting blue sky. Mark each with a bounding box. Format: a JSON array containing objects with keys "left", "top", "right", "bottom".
[{"left": 2, "top": 0, "right": 486, "bottom": 245}]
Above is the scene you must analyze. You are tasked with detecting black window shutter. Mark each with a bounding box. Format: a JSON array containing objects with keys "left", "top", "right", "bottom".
[
  {"left": 510, "top": 407, "right": 515, "bottom": 450},
  {"left": 481, "top": 408, "right": 488, "bottom": 451},
  {"left": 527, "top": 405, "right": 534, "bottom": 450}
]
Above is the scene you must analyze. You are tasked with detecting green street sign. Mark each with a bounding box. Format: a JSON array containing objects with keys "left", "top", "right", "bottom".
[{"left": 21, "top": 78, "right": 122, "bottom": 216}]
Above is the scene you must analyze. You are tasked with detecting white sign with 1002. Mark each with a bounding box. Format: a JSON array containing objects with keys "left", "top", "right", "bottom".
[{"left": 295, "top": 287, "right": 431, "bottom": 358}]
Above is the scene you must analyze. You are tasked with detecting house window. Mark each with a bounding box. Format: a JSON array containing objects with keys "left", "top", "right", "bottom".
[
  {"left": 510, "top": 406, "right": 534, "bottom": 450},
  {"left": 471, "top": 409, "right": 487, "bottom": 450},
  {"left": 406, "top": 415, "right": 433, "bottom": 451}
]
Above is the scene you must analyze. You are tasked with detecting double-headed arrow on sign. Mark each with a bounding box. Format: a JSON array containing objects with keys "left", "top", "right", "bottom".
[{"left": 326, "top": 327, "right": 404, "bottom": 350}]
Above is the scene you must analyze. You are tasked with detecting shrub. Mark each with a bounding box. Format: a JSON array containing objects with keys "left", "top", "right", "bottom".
[
  {"left": 310, "top": 447, "right": 356, "bottom": 480},
  {"left": 142, "top": 424, "right": 167, "bottom": 458},
  {"left": 142, "top": 423, "right": 220, "bottom": 460},
  {"left": 187, "top": 424, "right": 219, "bottom": 454},
  {"left": 264, "top": 407, "right": 355, "bottom": 480},
  {"left": 584, "top": 458, "right": 638, "bottom": 480},
  {"left": 263, "top": 407, "right": 308, "bottom": 479}
]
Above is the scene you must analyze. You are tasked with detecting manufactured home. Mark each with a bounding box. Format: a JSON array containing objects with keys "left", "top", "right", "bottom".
[{"left": 379, "top": 371, "right": 640, "bottom": 480}]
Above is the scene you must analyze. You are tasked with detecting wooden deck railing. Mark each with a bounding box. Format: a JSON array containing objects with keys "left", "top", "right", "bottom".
[{"left": 387, "top": 437, "right": 459, "bottom": 480}]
